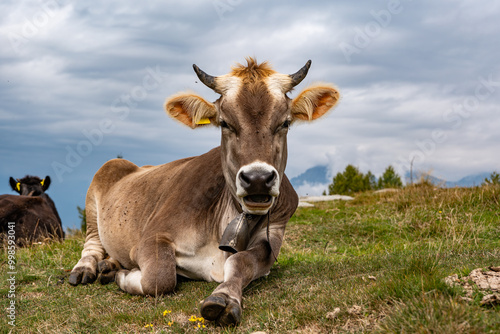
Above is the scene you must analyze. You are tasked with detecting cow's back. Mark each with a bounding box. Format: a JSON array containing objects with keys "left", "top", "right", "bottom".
[{"left": 0, "top": 194, "right": 64, "bottom": 245}]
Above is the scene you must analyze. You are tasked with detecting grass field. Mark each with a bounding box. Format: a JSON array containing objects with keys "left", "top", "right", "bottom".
[{"left": 1, "top": 185, "right": 500, "bottom": 333}]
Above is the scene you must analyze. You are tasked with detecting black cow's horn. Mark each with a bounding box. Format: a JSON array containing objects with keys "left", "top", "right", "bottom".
[
  {"left": 193, "top": 64, "right": 220, "bottom": 93},
  {"left": 289, "top": 60, "right": 312, "bottom": 88}
]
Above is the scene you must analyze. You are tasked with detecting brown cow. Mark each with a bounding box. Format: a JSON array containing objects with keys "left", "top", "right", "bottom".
[
  {"left": 69, "top": 58, "right": 340, "bottom": 325},
  {"left": 0, "top": 175, "right": 64, "bottom": 246}
]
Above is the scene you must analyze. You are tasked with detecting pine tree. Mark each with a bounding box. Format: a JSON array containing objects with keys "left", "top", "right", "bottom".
[
  {"left": 365, "top": 170, "right": 377, "bottom": 190},
  {"left": 377, "top": 165, "right": 403, "bottom": 189},
  {"left": 328, "top": 165, "right": 371, "bottom": 195}
]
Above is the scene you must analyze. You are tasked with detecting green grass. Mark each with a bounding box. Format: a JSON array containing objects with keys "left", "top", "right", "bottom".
[{"left": 1, "top": 185, "right": 500, "bottom": 333}]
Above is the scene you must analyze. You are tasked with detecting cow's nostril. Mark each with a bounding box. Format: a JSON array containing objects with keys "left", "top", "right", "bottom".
[
  {"left": 265, "top": 171, "right": 277, "bottom": 187},
  {"left": 239, "top": 172, "right": 251, "bottom": 188}
]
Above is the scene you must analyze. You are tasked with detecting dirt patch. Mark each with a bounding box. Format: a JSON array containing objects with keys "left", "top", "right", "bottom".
[{"left": 444, "top": 266, "right": 500, "bottom": 305}]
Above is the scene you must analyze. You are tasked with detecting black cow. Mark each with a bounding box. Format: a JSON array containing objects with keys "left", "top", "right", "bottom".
[{"left": 0, "top": 175, "right": 64, "bottom": 246}]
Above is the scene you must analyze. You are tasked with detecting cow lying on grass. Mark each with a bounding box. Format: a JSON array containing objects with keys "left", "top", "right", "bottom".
[
  {"left": 69, "top": 58, "right": 340, "bottom": 326},
  {"left": 0, "top": 175, "right": 64, "bottom": 246}
]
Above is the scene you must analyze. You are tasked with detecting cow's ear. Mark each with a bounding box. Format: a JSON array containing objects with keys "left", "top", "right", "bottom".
[
  {"left": 164, "top": 92, "right": 217, "bottom": 129},
  {"left": 291, "top": 84, "right": 340, "bottom": 121},
  {"left": 9, "top": 177, "right": 20, "bottom": 194},
  {"left": 41, "top": 176, "right": 51, "bottom": 192}
]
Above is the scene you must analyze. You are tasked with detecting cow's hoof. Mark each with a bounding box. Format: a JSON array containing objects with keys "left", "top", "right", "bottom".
[
  {"left": 200, "top": 293, "right": 241, "bottom": 326},
  {"left": 68, "top": 267, "right": 97, "bottom": 286},
  {"left": 98, "top": 270, "right": 117, "bottom": 284},
  {"left": 97, "top": 259, "right": 120, "bottom": 285},
  {"left": 98, "top": 259, "right": 120, "bottom": 273}
]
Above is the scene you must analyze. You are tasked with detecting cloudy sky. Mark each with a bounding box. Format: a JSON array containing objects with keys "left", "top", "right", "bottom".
[{"left": 1, "top": 0, "right": 499, "bottom": 229}]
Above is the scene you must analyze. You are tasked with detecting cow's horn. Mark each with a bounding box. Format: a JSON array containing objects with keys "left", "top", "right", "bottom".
[
  {"left": 193, "top": 64, "right": 220, "bottom": 93},
  {"left": 289, "top": 60, "right": 312, "bottom": 88}
]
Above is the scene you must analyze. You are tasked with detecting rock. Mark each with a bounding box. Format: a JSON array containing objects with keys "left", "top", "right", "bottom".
[
  {"left": 468, "top": 268, "right": 500, "bottom": 291},
  {"left": 299, "top": 195, "right": 354, "bottom": 202},
  {"left": 480, "top": 293, "right": 500, "bottom": 306},
  {"left": 373, "top": 188, "right": 399, "bottom": 194},
  {"left": 444, "top": 274, "right": 459, "bottom": 286},
  {"left": 444, "top": 266, "right": 500, "bottom": 303},
  {"left": 469, "top": 269, "right": 491, "bottom": 290}
]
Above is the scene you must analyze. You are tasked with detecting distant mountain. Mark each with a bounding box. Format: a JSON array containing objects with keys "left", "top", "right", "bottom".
[
  {"left": 405, "top": 171, "right": 491, "bottom": 187},
  {"left": 450, "top": 172, "right": 491, "bottom": 187},
  {"left": 291, "top": 164, "right": 493, "bottom": 191},
  {"left": 290, "top": 165, "right": 330, "bottom": 189}
]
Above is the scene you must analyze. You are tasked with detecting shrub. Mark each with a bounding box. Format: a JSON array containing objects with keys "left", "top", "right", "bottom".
[{"left": 377, "top": 165, "right": 403, "bottom": 189}]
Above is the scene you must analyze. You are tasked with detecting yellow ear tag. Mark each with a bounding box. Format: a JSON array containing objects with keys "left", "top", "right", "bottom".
[
  {"left": 196, "top": 118, "right": 211, "bottom": 125},
  {"left": 16, "top": 183, "right": 21, "bottom": 191},
  {"left": 41, "top": 179, "right": 45, "bottom": 187}
]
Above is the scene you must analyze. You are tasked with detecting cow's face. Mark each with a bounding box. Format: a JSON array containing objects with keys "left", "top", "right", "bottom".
[
  {"left": 10, "top": 175, "right": 51, "bottom": 196},
  {"left": 165, "top": 58, "right": 340, "bottom": 215}
]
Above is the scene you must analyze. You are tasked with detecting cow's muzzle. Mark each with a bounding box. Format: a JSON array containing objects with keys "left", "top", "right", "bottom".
[{"left": 236, "top": 162, "right": 280, "bottom": 215}]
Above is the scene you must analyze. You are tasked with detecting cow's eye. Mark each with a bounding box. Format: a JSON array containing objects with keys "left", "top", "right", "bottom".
[
  {"left": 220, "top": 120, "right": 236, "bottom": 132},
  {"left": 274, "top": 119, "right": 291, "bottom": 134},
  {"left": 277, "top": 120, "right": 291, "bottom": 132}
]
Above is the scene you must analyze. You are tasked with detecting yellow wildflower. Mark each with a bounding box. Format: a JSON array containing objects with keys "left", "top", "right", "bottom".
[
  {"left": 144, "top": 323, "right": 153, "bottom": 328},
  {"left": 163, "top": 310, "right": 172, "bottom": 316}
]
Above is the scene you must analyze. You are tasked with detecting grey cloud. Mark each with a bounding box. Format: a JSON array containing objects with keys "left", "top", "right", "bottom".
[{"left": 1, "top": 0, "right": 499, "bottom": 227}]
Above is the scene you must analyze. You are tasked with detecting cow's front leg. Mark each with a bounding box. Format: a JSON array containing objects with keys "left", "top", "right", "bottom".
[
  {"left": 69, "top": 228, "right": 106, "bottom": 286},
  {"left": 200, "top": 240, "right": 274, "bottom": 326}
]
